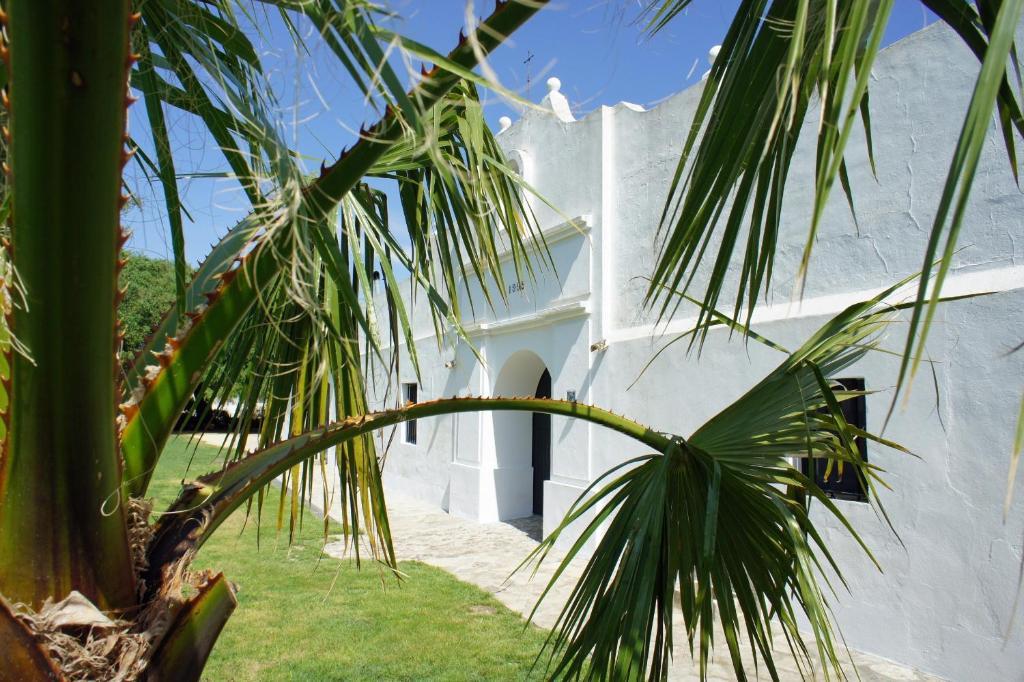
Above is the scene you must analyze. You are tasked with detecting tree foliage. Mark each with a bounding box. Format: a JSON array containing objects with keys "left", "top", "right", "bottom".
[{"left": 117, "top": 252, "right": 185, "bottom": 369}]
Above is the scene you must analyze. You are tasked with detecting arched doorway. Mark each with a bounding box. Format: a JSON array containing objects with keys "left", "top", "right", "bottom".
[
  {"left": 532, "top": 370, "right": 551, "bottom": 515},
  {"left": 492, "top": 350, "right": 550, "bottom": 520}
]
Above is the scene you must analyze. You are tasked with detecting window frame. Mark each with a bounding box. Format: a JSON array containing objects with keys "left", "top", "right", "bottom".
[{"left": 800, "top": 377, "right": 869, "bottom": 503}]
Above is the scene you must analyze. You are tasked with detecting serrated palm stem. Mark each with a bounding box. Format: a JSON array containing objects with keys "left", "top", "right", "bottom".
[{"left": 143, "top": 395, "right": 673, "bottom": 595}]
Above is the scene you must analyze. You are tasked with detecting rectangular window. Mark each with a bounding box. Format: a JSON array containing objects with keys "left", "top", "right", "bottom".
[
  {"left": 403, "top": 382, "right": 418, "bottom": 445},
  {"left": 801, "top": 378, "right": 868, "bottom": 502}
]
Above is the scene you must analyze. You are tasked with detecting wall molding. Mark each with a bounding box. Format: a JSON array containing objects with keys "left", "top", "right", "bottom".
[
  {"left": 462, "top": 294, "right": 590, "bottom": 337},
  {"left": 607, "top": 263, "right": 1024, "bottom": 345}
]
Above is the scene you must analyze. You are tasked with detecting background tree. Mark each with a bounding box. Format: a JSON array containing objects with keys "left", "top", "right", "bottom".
[{"left": 117, "top": 252, "right": 182, "bottom": 371}]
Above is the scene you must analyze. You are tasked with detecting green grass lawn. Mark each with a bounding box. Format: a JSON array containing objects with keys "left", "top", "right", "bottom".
[{"left": 150, "top": 437, "right": 551, "bottom": 681}]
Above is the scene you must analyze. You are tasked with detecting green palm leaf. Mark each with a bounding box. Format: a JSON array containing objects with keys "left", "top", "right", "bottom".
[
  {"left": 526, "top": 286, "right": 912, "bottom": 681},
  {"left": 638, "top": 0, "right": 1024, "bottom": 507},
  {"left": 144, "top": 396, "right": 673, "bottom": 595},
  {"left": 642, "top": 0, "right": 1023, "bottom": 368},
  {"left": 119, "top": 0, "right": 548, "bottom": 501}
]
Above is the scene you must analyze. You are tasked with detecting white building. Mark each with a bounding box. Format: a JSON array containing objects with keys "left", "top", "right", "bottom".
[{"left": 370, "top": 22, "right": 1024, "bottom": 680}]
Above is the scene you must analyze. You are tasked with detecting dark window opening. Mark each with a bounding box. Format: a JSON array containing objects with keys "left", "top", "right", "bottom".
[
  {"left": 403, "top": 383, "right": 418, "bottom": 445},
  {"left": 801, "top": 378, "right": 868, "bottom": 502},
  {"left": 532, "top": 369, "right": 552, "bottom": 516}
]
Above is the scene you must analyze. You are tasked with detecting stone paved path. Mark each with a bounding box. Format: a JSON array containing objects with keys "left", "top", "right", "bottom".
[{"left": 197, "top": 434, "right": 942, "bottom": 681}]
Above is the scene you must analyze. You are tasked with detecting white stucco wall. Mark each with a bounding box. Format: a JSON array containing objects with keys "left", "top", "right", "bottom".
[{"left": 368, "top": 21, "right": 1024, "bottom": 680}]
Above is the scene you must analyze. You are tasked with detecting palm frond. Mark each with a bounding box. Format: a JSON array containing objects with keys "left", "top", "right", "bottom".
[
  {"left": 641, "top": 0, "right": 1023, "bottom": 368},
  {"left": 133, "top": 27, "right": 188, "bottom": 313},
  {"left": 188, "top": 190, "right": 393, "bottom": 562},
  {"left": 182, "top": 75, "right": 547, "bottom": 561},
  {"left": 527, "top": 287, "right": 912, "bottom": 681},
  {"left": 119, "top": 0, "right": 548, "bottom": 500},
  {"left": 643, "top": 0, "right": 896, "bottom": 347},
  {"left": 144, "top": 395, "right": 672, "bottom": 598}
]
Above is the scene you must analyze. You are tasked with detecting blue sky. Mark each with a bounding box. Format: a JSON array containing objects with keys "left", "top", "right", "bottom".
[{"left": 123, "top": 1, "right": 938, "bottom": 265}]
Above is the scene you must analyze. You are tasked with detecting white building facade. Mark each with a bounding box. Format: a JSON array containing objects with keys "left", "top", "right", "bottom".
[{"left": 370, "top": 22, "right": 1024, "bottom": 680}]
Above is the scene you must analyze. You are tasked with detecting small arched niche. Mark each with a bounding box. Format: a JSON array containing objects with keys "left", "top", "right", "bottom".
[{"left": 505, "top": 149, "right": 529, "bottom": 182}]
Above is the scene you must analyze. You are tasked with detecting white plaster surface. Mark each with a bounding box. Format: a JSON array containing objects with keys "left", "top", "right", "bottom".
[{"left": 357, "top": 20, "right": 1024, "bottom": 680}]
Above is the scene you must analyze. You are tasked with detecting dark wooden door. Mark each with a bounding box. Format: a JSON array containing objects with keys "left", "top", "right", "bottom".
[{"left": 532, "top": 369, "right": 552, "bottom": 516}]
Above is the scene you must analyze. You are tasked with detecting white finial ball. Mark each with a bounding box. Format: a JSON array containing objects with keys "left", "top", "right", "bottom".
[
  {"left": 708, "top": 45, "right": 721, "bottom": 64},
  {"left": 547, "top": 76, "right": 561, "bottom": 93},
  {"left": 498, "top": 115, "right": 512, "bottom": 132}
]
